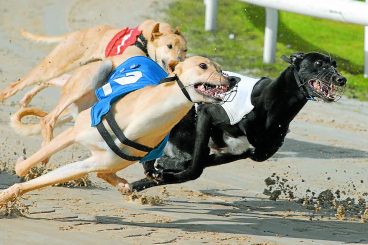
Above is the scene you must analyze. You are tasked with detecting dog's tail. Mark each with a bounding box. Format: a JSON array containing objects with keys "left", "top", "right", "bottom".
[
  {"left": 10, "top": 107, "right": 47, "bottom": 136},
  {"left": 20, "top": 29, "right": 67, "bottom": 43}
]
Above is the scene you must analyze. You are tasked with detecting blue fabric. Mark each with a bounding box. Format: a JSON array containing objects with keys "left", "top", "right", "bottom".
[
  {"left": 140, "top": 134, "right": 170, "bottom": 162},
  {"left": 91, "top": 56, "right": 169, "bottom": 162},
  {"left": 91, "top": 56, "right": 168, "bottom": 126}
]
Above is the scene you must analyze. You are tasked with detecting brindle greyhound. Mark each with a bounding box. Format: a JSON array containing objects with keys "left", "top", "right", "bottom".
[{"left": 131, "top": 52, "right": 347, "bottom": 191}]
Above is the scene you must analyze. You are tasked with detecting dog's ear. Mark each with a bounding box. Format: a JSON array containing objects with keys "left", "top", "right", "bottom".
[
  {"left": 174, "top": 27, "right": 181, "bottom": 35},
  {"left": 290, "top": 52, "right": 305, "bottom": 67},
  {"left": 282, "top": 52, "right": 304, "bottom": 67},
  {"left": 151, "top": 23, "right": 163, "bottom": 41},
  {"left": 168, "top": 60, "right": 180, "bottom": 73}
]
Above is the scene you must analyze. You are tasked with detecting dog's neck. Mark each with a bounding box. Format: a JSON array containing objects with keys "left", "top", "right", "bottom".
[{"left": 254, "top": 66, "right": 308, "bottom": 126}]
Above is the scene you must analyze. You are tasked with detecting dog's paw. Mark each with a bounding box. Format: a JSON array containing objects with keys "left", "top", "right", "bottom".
[
  {"left": 117, "top": 183, "right": 132, "bottom": 195},
  {"left": 15, "top": 157, "right": 27, "bottom": 177},
  {"left": 0, "top": 184, "right": 21, "bottom": 206},
  {"left": 145, "top": 168, "right": 163, "bottom": 183}
]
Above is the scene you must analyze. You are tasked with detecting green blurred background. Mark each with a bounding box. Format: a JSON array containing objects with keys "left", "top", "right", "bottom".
[{"left": 165, "top": 0, "right": 368, "bottom": 100}]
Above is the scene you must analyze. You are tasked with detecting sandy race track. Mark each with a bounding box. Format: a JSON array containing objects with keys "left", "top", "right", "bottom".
[{"left": 0, "top": 1, "right": 368, "bottom": 244}]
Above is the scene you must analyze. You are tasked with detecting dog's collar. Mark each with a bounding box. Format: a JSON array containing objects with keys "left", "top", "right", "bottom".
[
  {"left": 292, "top": 67, "right": 316, "bottom": 101},
  {"left": 134, "top": 33, "right": 148, "bottom": 56},
  {"left": 281, "top": 55, "right": 315, "bottom": 101},
  {"left": 160, "top": 75, "right": 192, "bottom": 102}
]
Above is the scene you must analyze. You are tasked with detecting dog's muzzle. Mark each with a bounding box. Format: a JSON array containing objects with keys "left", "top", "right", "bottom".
[
  {"left": 306, "top": 74, "right": 346, "bottom": 102},
  {"left": 194, "top": 83, "right": 230, "bottom": 101},
  {"left": 193, "top": 75, "right": 239, "bottom": 103},
  {"left": 216, "top": 75, "right": 240, "bottom": 103}
]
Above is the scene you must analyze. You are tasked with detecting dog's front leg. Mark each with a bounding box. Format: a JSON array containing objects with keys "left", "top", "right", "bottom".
[
  {"left": 96, "top": 172, "right": 131, "bottom": 194},
  {"left": 160, "top": 106, "right": 212, "bottom": 184},
  {"left": 247, "top": 146, "right": 280, "bottom": 162},
  {"left": 1, "top": 156, "right": 98, "bottom": 205},
  {"left": 19, "top": 73, "right": 72, "bottom": 108}
]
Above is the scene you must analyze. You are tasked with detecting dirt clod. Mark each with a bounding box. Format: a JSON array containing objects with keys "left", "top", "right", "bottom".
[
  {"left": 0, "top": 198, "right": 29, "bottom": 217},
  {"left": 128, "top": 192, "right": 164, "bottom": 206}
]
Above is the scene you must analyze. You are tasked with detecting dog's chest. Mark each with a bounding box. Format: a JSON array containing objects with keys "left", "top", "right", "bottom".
[
  {"left": 220, "top": 71, "right": 259, "bottom": 125},
  {"left": 210, "top": 134, "right": 251, "bottom": 155}
]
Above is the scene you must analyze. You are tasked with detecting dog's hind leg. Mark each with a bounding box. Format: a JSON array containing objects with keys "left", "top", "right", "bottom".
[
  {"left": 97, "top": 173, "right": 131, "bottom": 194},
  {"left": 0, "top": 32, "right": 100, "bottom": 102},
  {"left": 19, "top": 73, "right": 72, "bottom": 108},
  {"left": 39, "top": 60, "right": 112, "bottom": 152},
  {"left": 19, "top": 83, "right": 50, "bottom": 108},
  {"left": 15, "top": 127, "right": 76, "bottom": 177},
  {"left": 1, "top": 156, "right": 99, "bottom": 205}
]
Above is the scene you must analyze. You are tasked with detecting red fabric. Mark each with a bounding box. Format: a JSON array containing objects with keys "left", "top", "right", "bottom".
[{"left": 105, "top": 27, "right": 142, "bottom": 57}]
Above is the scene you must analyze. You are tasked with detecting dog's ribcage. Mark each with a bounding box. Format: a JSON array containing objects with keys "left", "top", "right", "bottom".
[{"left": 209, "top": 133, "right": 251, "bottom": 155}]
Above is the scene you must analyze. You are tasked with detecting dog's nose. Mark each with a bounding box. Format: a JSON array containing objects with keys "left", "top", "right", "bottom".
[{"left": 336, "top": 76, "right": 347, "bottom": 86}]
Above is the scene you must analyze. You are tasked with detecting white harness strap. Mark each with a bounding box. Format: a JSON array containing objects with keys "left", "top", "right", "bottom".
[{"left": 221, "top": 71, "right": 259, "bottom": 125}]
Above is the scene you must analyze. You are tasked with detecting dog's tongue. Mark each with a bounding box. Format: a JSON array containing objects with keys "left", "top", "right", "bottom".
[{"left": 197, "top": 84, "right": 206, "bottom": 92}]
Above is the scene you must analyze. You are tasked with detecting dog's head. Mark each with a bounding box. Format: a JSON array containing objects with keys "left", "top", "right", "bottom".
[
  {"left": 170, "top": 56, "right": 237, "bottom": 103},
  {"left": 283, "top": 52, "right": 346, "bottom": 102},
  {"left": 141, "top": 20, "right": 187, "bottom": 72}
]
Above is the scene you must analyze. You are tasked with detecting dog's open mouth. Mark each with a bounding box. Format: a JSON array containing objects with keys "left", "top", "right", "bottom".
[
  {"left": 308, "top": 79, "right": 344, "bottom": 102},
  {"left": 194, "top": 83, "right": 229, "bottom": 101}
]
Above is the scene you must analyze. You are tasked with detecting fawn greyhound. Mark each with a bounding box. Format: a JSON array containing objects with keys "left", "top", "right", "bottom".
[
  {"left": 0, "top": 55, "right": 236, "bottom": 206},
  {"left": 7, "top": 20, "right": 187, "bottom": 152}
]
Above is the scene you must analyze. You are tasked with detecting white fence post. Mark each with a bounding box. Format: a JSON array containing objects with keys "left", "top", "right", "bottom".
[
  {"left": 263, "top": 8, "right": 278, "bottom": 64},
  {"left": 365, "top": 0, "right": 368, "bottom": 78},
  {"left": 204, "top": 0, "right": 218, "bottom": 31},
  {"left": 243, "top": 0, "right": 368, "bottom": 77}
]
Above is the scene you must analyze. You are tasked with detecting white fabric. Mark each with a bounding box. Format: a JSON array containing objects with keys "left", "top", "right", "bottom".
[{"left": 221, "top": 71, "right": 259, "bottom": 125}]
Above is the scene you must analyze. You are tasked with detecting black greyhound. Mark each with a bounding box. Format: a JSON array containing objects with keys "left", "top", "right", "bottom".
[{"left": 131, "top": 52, "right": 347, "bottom": 191}]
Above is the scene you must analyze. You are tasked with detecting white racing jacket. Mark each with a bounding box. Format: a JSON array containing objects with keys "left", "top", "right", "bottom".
[{"left": 221, "top": 71, "right": 259, "bottom": 125}]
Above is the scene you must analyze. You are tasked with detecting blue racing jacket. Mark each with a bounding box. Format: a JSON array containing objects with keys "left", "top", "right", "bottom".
[{"left": 91, "top": 56, "right": 169, "bottom": 162}]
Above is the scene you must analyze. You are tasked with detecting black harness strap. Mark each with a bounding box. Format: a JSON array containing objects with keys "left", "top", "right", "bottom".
[
  {"left": 160, "top": 75, "right": 192, "bottom": 102},
  {"left": 293, "top": 69, "right": 309, "bottom": 95},
  {"left": 281, "top": 54, "right": 314, "bottom": 100},
  {"left": 134, "top": 34, "right": 148, "bottom": 56},
  {"left": 96, "top": 74, "right": 192, "bottom": 161},
  {"left": 97, "top": 120, "right": 143, "bottom": 161},
  {"left": 105, "top": 110, "right": 153, "bottom": 152}
]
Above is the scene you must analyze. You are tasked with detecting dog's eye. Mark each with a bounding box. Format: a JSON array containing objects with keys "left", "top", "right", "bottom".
[
  {"left": 167, "top": 44, "right": 173, "bottom": 49},
  {"left": 199, "top": 63, "right": 208, "bottom": 70},
  {"left": 331, "top": 60, "right": 337, "bottom": 68},
  {"left": 184, "top": 49, "right": 188, "bottom": 52},
  {"left": 315, "top": 61, "right": 322, "bottom": 67}
]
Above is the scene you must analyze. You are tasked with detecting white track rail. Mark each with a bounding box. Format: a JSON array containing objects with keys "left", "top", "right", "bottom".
[{"left": 204, "top": 0, "right": 368, "bottom": 77}]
